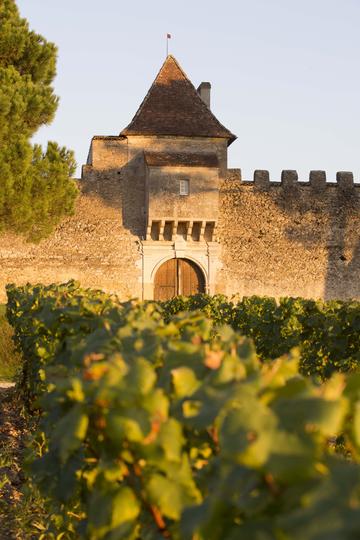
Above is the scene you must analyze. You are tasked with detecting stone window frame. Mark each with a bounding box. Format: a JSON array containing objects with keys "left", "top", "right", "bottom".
[{"left": 179, "top": 179, "right": 190, "bottom": 196}]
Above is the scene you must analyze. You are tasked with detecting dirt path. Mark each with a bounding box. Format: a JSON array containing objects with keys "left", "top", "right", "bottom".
[{"left": 0, "top": 386, "right": 27, "bottom": 539}]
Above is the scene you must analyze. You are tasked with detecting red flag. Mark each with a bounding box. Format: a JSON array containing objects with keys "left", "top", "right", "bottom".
[{"left": 167, "top": 33, "right": 171, "bottom": 39}]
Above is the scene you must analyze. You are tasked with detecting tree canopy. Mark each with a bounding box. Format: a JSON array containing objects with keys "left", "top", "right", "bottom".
[{"left": 0, "top": 0, "right": 78, "bottom": 241}]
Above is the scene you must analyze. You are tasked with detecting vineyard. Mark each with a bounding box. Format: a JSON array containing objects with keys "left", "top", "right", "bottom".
[{"left": 4, "top": 281, "right": 360, "bottom": 539}]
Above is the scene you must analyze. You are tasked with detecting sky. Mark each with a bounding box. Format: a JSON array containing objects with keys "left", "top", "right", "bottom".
[{"left": 17, "top": 0, "right": 360, "bottom": 181}]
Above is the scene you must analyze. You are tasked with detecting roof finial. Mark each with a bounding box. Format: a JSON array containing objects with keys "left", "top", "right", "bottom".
[{"left": 166, "top": 33, "right": 171, "bottom": 57}]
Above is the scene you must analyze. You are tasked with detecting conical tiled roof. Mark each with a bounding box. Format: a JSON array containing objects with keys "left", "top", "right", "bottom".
[{"left": 120, "top": 56, "right": 236, "bottom": 145}]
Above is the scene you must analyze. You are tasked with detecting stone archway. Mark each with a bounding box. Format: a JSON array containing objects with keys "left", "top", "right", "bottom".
[{"left": 153, "top": 258, "right": 205, "bottom": 301}]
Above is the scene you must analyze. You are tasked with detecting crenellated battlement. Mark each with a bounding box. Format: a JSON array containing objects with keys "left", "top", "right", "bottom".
[{"left": 226, "top": 169, "right": 358, "bottom": 190}]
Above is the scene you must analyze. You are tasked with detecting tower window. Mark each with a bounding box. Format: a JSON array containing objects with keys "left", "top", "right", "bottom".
[{"left": 179, "top": 179, "right": 189, "bottom": 196}]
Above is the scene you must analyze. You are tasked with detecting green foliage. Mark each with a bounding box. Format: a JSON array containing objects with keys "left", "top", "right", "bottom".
[
  {"left": 0, "top": 304, "right": 22, "bottom": 381},
  {"left": 6, "top": 280, "right": 123, "bottom": 404},
  {"left": 7, "top": 282, "right": 360, "bottom": 539},
  {"left": 162, "top": 294, "right": 360, "bottom": 379},
  {"left": 0, "top": 0, "right": 78, "bottom": 241},
  {"left": 162, "top": 293, "right": 234, "bottom": 327}
]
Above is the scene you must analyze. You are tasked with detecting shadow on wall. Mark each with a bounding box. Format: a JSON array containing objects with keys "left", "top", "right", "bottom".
[
  {"left": 324, "top": 186, "right": 360, "bottom": 300},
  {"left": 81, "top": 154, "right": 147, "bottom": 238}
]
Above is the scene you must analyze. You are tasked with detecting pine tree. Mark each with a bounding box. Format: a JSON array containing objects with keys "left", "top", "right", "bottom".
[{"left": 0, "top": 0, "right": 78, "bottom": 241}]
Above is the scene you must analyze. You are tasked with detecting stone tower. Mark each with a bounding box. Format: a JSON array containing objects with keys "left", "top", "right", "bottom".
[{"left": 83, "top": 55, "right": 236, "bottom": 300}]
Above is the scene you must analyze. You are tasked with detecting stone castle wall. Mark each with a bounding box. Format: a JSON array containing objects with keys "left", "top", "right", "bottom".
[
  {"left": 218, "top": 169, "right": 360, "bottom": 300},
  {"left": 0, "top": 177, "right": 142, "bottom": 303},
  {"left": 0, "top": 166, "right": 359, "bottom": 303}
]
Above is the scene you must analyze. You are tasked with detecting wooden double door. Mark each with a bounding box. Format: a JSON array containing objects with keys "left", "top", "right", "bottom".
[{"left": 154, "top": 258, "right": 205, "bottom": 301}]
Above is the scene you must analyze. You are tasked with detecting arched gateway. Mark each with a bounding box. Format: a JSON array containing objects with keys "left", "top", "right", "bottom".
[{"left": 154, "top": 258, "right": 205, "bottom": 301}]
